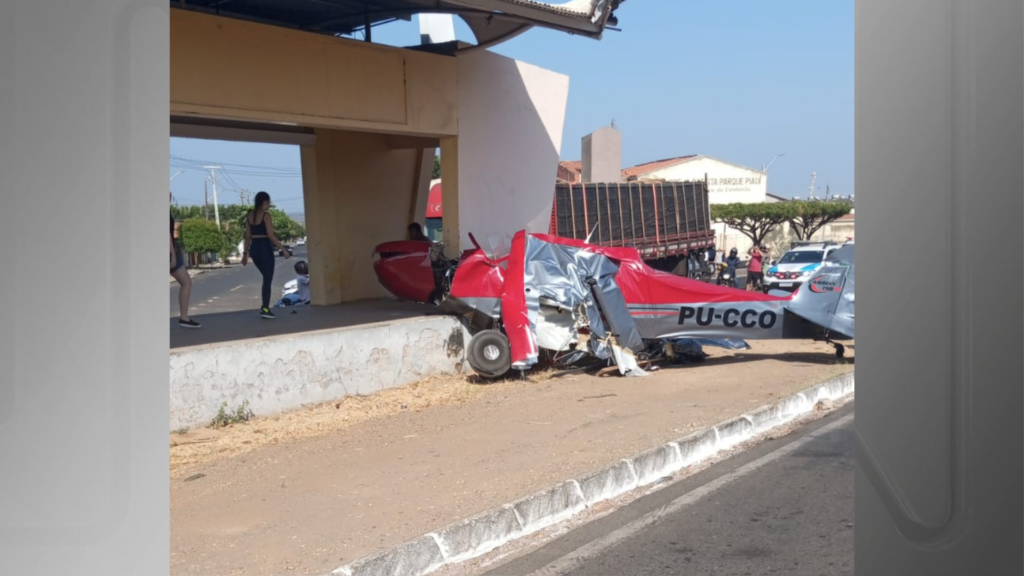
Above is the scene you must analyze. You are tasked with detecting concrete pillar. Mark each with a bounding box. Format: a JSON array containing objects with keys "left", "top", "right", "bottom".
[
  {"left": 440, "top": 136, "right": 460, "bottom": 251},
  {"left": 300, "top": 141, "right": 341, "bottom": 305},
  {"left": 302, "top": 128, "right": 433, "bottom": 304}
]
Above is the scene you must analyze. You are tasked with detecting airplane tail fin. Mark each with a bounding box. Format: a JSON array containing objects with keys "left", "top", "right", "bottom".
[{"left": 785, "top": 243, "right": 855, "bottom": 339}]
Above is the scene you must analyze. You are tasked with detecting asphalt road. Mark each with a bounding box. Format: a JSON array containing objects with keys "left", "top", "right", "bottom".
[
  {"left": 486, "top": 403, "right": 854, "bottom": 576},
  {"left": 169, "top": 245, "right": 308, "bottom": 316}
]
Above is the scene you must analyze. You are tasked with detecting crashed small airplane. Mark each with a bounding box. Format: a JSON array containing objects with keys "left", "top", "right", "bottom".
[{"left": 374, "top": 231, "right": 854, "bottom": 379}]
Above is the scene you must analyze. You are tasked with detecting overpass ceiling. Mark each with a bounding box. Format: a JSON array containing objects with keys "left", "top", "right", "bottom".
[{"left": 171, "top": 0, "right": 625, "bottom": 46}]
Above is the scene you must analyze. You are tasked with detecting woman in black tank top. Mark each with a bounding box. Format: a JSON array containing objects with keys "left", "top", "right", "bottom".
[
  {"left": 170, "top": 212, "right": 200, "bottom": 328},
  {"left": 242, "top": 191, "right": 292, "bottom": 319}
]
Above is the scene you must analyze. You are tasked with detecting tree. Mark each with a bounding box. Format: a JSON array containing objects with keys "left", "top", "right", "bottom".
[
  {"left": 786, "top": 199, "right": 854, "bottom": 241},
  {"left": 173, "top": 203, "right": 305, "bottom": 257},
  {"left": 711, "top": 202, "right": 795, "bottom": 248},
  {"left": 267, "top": 208, "right": 306, "bottom": 241},
  {"left": 170, "top": 205, "right": 204, "bottom": 222},
  {"left": 432, "top": 155, "right": 441, "bottom": 179},
  {"left": 180, "top": 218, "right": 226, "bottom": 263}
]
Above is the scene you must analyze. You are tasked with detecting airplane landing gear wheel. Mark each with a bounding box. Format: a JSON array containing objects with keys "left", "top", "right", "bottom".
[
  {"left": 835, "top": 344, "right": 845, "bottom": 358},
  {"left": 467, "top": 330, "right": 512, "bottom": 379}
]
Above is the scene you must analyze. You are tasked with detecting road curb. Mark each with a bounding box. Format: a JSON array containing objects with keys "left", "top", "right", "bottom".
[
  {"left": 327, "top": 371, "right": 854, "bottom": 576},
  {"left": 169, "top": 268, "right": 207, "bottom": 284}
]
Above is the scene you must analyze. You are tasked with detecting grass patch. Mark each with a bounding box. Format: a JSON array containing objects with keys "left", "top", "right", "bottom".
[{"left": 210, "top": 400, "right": 254, "bottom": 429}]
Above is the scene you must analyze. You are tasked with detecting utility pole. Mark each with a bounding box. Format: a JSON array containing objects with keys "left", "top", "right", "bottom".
[
  {"left": 808, "top": 172, "right": 817, "bottom": 200},
  {"left": 204, "top": 165, "right": 222, "bottom": 229},
  {"left": 204, "top": 178, "right": 210, "bottom": 220}
]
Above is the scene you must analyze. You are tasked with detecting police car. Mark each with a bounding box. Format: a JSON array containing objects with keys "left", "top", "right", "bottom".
[{"left": 764, "top": 241, "right": 844, "bottom": 293}]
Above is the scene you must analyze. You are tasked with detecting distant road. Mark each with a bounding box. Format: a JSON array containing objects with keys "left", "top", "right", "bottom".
[{"left": 170, "top": 245, "right": 308, "bottom": 317}]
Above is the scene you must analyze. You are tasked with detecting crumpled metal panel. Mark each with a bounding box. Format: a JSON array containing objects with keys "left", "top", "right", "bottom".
[
  {"left": 587, "top": 274, "right": 645, "bottom": 352},
  {"left": 515, "top": 234, "right": 644, "bottom": 366}
]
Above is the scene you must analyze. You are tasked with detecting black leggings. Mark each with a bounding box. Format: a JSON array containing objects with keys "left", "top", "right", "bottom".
[{"left": 250, "top": 239, "right": 275, "bottom": 309}]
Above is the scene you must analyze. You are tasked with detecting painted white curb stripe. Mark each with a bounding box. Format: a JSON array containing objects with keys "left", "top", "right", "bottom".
[{"left": 329, "top": 372, "right": 855, "bottom": 576}]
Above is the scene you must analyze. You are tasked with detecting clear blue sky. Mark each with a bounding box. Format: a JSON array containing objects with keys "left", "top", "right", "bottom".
[{"left": 170, "top": 0, "right": 853, "bottom": 212}]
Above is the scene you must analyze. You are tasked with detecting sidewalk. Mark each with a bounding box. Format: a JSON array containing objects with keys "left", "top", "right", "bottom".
[
  {"left": 170, "top": 340, "right": 854, "bottom": 576},
  {"left": 168, "top": 263, "right": 227, "bottom": 284}
]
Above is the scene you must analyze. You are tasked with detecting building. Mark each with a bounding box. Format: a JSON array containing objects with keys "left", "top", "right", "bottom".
[
  {"left": 555, "top": 129, "right": 854, "bottom": 256},
  {"left": 622, "top": 155, "right": 768, "bottom": 205},
  {"left": 557, "top": 161, "right": 583, "bottom": 184}
]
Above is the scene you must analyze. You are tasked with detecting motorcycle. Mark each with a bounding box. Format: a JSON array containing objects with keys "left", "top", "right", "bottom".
[
  {"left": 715, "top": 263, "right": 736, "bottom": 287},
  {"left": 274, "top": 279, "right": 309, "bottom": 308},
  {"left": 275, "top": 260, "right": 311, "bottom": 308}
]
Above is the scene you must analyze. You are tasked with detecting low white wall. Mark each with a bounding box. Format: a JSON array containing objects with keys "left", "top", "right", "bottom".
[{"left": 169, "top": 317, "right": 470, "bottom": 431}]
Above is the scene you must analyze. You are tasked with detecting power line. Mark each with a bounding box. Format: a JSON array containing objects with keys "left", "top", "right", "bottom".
[{"left": 170, "top": 154, "right": 301, "bottom": 175}]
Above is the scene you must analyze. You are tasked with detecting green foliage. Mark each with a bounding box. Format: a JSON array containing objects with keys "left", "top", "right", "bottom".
[
  {"left": 209, "top": 400, "right": 254, "bottom": 429},
  {"left": 179, "top": 218, "right": 226, "bottom": 256},
  {"left": 267, "top": 208, "right": 306, "bottom": 241},
  {"left": 711, "top": 202, "right": 795, "bottom": 246},
  {"left": 170, "top": 205, "right": 205, "bottom": 222},
  {"left": 432, "top": 155, "right": 441, "bottom": 179},
  {"left": 786, "top": 200, "right": 854, "bottom": 241},
  {"left": 172, "top": 204, "right": 306, "bottom": 254}
]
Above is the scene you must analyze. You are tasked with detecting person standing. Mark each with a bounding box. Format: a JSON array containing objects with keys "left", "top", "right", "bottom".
[
  {"left": 747, "top": 244, "right": 765, "bottom": 291},
  {"left": 170, "top": 213, "right": 201, "bottom": 328},
  {"left": 242, "top": 191, "right": 291, "bottom": 319}
]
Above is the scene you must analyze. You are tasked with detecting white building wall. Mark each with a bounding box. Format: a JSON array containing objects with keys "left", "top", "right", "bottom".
[
  {"left": 641, "top": 156, "right": 768, "bottom": 258},
  {"left": 642, "top": 156, "right": 768, "bottom": 204},
  {"left": 456, "top": 51, "right": 570, "bottom": 254}
]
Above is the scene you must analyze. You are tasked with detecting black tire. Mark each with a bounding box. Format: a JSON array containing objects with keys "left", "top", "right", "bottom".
[
  {"left": 467, "top": 329, "right": 512, "bottom": 379},
  {"left": 835, "top": 344, "right": 846, "bottom": 358}
]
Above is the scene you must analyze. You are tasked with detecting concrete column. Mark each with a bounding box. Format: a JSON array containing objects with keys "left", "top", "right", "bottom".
[
  {"left": 300, "top": 141, "right": 341, "bottom": 305},
  {"left": 302, "top": 128, "right": 434, "bottom": 304},
  {"left": 440, "top": 136, "right": 460, "bottom": 251}
]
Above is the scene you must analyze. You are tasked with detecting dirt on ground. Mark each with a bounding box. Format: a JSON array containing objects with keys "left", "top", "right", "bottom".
[{"left": 170, "top": 340, "right": 853, "bottom": 576}]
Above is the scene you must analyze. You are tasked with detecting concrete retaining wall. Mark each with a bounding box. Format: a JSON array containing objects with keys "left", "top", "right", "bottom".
[{"left": 169, "top": 317, "right": 469, "bottom": 431}]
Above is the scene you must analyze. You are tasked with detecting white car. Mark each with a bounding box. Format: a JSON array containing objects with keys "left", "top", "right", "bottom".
[{"left": 763, "top": 242, "right": 843, "bottom": 293}]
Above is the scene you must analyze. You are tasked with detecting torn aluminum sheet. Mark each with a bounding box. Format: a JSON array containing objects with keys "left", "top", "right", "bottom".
[{"left": 517, "top": 233, "right": 642, "bottom": 373}]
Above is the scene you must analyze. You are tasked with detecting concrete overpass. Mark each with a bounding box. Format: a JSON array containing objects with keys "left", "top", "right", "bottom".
[{"left": 170, "top": 0, "right": 625, "bottom": 305}]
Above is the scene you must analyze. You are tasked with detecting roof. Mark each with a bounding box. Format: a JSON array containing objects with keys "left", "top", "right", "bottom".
[
  {"left": 766, "top": 193, "right": 789, "bottom": 202},
  {"left": 560, "top": 160, "right": 583, "bottom": 173},
  {"left": 621, "top": 155, "right": 698, "bottom": 178},
  {"left": 620, "top": 154, "right": 767, "bottom": 180},
  {"left": 171, "top": 0, "right": 625, "bottom": 46}
]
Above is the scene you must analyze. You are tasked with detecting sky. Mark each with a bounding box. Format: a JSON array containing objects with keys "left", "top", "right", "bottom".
[{"left": 170, "top": 0, "right": 853, "bottom": 212}]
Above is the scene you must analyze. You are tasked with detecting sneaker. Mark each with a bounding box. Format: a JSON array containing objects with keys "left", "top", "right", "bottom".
[
  {"left": 178, "top": 318, "right": 201, "bottom": 329},
  {"left": 260, "top": 307, "right": 276, "bottom": 319}
]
